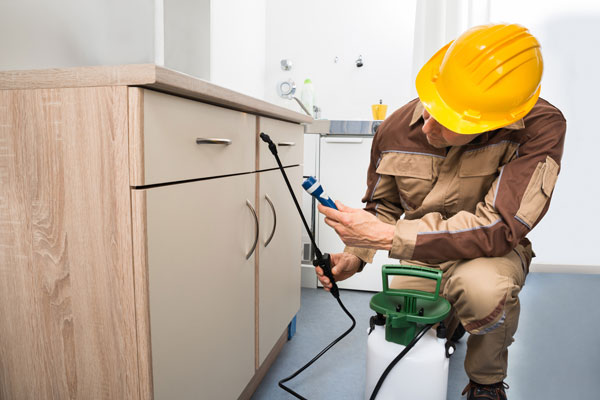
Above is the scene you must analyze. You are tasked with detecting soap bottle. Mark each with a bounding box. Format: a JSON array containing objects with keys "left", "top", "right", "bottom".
[{"left": 301, "top": 79, "right": 315, "bottom": 117}]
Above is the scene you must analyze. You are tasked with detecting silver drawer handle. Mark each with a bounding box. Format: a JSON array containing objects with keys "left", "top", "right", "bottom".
[
  {"left": 264, "top": 194, "right": 277, "bottom": 247},
  {"left": 323, "top": 138, "right": 363, "bottom": 144},
  {"left": 246, "top": 200, "right": 259, "bottom": 260},
  {"left": 196, "top": 138, "right": 232, "bottom": 145},
  {"left": 277, "top": 142, "right": 296, "bottom": 146}
]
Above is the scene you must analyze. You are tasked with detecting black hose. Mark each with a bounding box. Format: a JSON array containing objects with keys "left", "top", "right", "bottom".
[
  {"left": 260, "top": 126, "right": 430, "bottom": 398},
  {"left": 258, "top": 132, "right": 355, "bottom": 398},
  {"left": 278, "top": 295, "right": 356, "bottom": 399},
  {"left": 368, "top": 324, "right": 433, "bottom": 400}
]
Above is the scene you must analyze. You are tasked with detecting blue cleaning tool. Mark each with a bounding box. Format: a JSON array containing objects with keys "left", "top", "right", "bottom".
[{"left": 302, "top": 176, "right": 338, "bottom": 210}]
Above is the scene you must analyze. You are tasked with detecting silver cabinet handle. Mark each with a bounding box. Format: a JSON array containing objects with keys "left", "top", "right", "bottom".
[
  {"left": 264, "top": 194, "right": 277, "bottom": 247},
  {"left": 246, "top": 200, "right": 259, "bottom": 260},
  {"left": 196, "top": 138, "right": 232, "bottom": 145},
  {"left": 277, "top": 142, "right": 296, "bottom": 146}
]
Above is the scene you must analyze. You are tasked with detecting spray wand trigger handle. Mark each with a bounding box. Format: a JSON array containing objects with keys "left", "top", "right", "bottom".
[
  {"left": 259, "top": 132, "right": 278, "bottom": 155},
  {"left": 302, "top": 176, "right": 338, "bottom": 210},
  {"left": 313, "top": 253, "right": 339, "bottom": 298}
]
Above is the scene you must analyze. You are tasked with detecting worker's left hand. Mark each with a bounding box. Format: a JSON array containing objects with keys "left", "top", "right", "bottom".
[{"left": 318, "top": 201, "right": 394, "bottom": 250}]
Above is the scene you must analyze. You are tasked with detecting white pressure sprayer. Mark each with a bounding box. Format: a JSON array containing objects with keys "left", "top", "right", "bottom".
[{"left": 365, "top": 265, "right": 455, "bottom": 400}]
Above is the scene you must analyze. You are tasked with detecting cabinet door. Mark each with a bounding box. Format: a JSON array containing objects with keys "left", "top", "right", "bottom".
[
  {"left": 258, "top": 167, "right": 302, "bottom": 365},
  {"left": 141, "top": 174, "right": 257, "bottom": 400}
]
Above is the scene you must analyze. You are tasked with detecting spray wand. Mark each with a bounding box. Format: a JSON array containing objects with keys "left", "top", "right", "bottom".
[
  {"left": 260, "top": 132, "right": 340, "bottom": 299},
  {"left": 259, "top": 132, "right": 354, "bottom": 399}
]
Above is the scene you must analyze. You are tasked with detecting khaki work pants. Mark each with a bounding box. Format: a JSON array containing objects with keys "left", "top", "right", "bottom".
[{"left": 390, "top": 244, "right": 533, "bottom": 384}]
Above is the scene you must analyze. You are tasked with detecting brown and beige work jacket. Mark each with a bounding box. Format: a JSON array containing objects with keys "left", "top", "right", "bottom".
[{"left": 346, "top": 98, "right": 566, "bottom": 264}]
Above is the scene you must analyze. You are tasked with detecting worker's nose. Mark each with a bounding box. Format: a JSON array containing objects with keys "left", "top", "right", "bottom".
[{"left": 422, "top": 113, "right": 441, "bottom": 136}]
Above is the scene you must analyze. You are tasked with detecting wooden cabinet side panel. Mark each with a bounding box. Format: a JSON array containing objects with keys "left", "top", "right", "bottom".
[
  {"left": 128, "top": 87, "right": 145, "bottom": 187},
  {"left": 0, "top": 87, "right": 139, "bottom": 400},
  {"left": 131, "top": 190, "right": 154, "bottom": 400}
]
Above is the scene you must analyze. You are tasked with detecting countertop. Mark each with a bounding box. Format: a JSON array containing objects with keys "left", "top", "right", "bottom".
[
  {"left": 0, "top": 64, "right": 313, "bottom": 124},
  {"left": 304, "top": 119, "right": 382, "bottom": 135}
]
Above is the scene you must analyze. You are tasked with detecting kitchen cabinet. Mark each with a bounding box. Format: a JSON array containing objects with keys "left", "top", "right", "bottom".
[
  {"left": 134, "top": 174, "right": 257, "bottom": 400},
  {"left": 258, "top": 117, "right": 304, "bottom": 170},
  {"left": 0, "top": 65, "right": 310, "bottom": 400},
  {"left": 257, "top": 167, "right": 302, "bottom": 365},
  {"left": 131, "top": 88, "right": 256, "bottom": 186}
]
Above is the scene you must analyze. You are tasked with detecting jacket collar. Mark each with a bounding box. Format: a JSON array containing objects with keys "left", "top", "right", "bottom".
[{"left": 409, "top": 101, "right": 525, "bottom": 130}]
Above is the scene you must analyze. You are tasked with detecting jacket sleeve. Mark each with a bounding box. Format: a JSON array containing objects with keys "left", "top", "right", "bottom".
[{"left": 390, "top": 116, "right": 566, "bottom": 262}]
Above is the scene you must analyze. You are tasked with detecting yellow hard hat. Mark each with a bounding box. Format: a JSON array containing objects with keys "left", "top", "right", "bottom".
[{"left": 416, "top": 23, "right": 543, "bottom": 134}]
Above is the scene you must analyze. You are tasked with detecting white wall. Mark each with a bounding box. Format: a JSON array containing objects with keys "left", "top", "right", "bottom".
[
  {"left": 0, "top": 0, "right": 262, "bottom": 90},
  {"left": 490, "top": 0, "right": 600, "bottom": 267},
  {"left": 0, "top": 0, "right": 212, "bottom": 80},
  {"left": 265, "top": 0, "right": 417, "bottom": 120},
  {"left": 210, "top": 0, "right": 266, "bottom": 99},
  {"left": 264, "top": 1, "right": 598, "bottom": 268},
  {"left": 164, "top": 0, "right": 211, "bottom": 80},
  {"left": 411, "top": 0, "right": 490, "bottom": 97},
  {"left": 0, "top": 0, "right": 156, "bottom": 70}
]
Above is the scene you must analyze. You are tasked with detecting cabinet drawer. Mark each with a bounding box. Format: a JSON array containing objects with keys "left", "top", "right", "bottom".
[
  {"left": 259, "top": 116, "right": 303, "bottom": 170},
  {"left": 130, "top": 89, "right": 256, "bottom": 186}
]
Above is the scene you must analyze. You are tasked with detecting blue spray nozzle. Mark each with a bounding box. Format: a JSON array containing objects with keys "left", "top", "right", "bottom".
[{"left": 302, "top": 176, "right": 338, "bottom": 210}]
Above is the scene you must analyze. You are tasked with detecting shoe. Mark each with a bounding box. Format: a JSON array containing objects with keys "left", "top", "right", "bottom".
[{"left": 461, "top": 380, "right": 509, "bottom": 400}]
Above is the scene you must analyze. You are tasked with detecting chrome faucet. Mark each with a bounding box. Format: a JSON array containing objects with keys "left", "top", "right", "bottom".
[{"left": 277, "top": 79, "right": 318, "bottom": 118}]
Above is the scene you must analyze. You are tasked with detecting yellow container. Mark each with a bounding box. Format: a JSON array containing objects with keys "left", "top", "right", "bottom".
[{"left": 371, "top": 103, "right": 388, "bottom": 120}]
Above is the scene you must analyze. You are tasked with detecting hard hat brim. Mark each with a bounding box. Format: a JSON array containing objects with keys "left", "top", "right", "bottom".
[{"left": 415, "top": 42, "right": 541, "bottom": 135}]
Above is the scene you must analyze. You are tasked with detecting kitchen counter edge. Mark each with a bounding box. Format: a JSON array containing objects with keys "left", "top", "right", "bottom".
[{"left": 0, "top": 64, "right": 313, "bottom": 125}]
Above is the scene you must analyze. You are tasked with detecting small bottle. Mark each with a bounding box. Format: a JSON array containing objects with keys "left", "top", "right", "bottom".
[
  {"left": 372, "top": 99, "right": 388, "bottom": 120},
  {"left": 301, "top": 79, "right": 315, "bottom": 117}
]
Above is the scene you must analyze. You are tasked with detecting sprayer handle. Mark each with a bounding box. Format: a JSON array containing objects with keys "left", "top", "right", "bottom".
[
  {"left": 313, "top": 253, "right": 339, "bottom": 298},
  {"left": 382, "top": 264, "right": 442, "bottom": 302}
]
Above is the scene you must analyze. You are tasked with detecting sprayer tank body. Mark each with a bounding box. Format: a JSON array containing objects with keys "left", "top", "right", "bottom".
[{"left": 365, "top": 325, "right": 449, "bottom": 400}]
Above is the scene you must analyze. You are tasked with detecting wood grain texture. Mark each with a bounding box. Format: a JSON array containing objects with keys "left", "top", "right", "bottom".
[
  {"left": 0, "top": 64, "right": 156, "bottom": 91},
  {"left": 0, "top": 65, "right": 312, "bottom": 124},
  {"left": 128, "top": 88, "right": 145, "bottom": 187},
  {"left": 130, "top": 190, "right": 154, "bottom": 400},
  {"left": 0, "top": 87, "right": 139, "bottom": 400}
]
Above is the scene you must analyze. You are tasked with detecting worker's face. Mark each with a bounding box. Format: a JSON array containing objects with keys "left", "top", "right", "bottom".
[{"left": 421, "top": 108, "right": 479, "bottom": 148}]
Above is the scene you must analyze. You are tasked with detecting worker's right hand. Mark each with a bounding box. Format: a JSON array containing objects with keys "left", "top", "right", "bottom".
[{"left": 315, "top": 253, "right": 362, "bottom": 291}]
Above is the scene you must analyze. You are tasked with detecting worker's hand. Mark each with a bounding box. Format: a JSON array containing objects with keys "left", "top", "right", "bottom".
[
  {"left": 318, "top": 201, "right": 394, "bottom": 250},
  {"left": 315, "top": 252, "right": 362, "bottom": 291}
]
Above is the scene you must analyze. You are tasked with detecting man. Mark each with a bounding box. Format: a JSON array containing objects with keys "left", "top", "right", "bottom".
[{"left": 315, "top": 23, "right": 566, "bottom": 400}]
